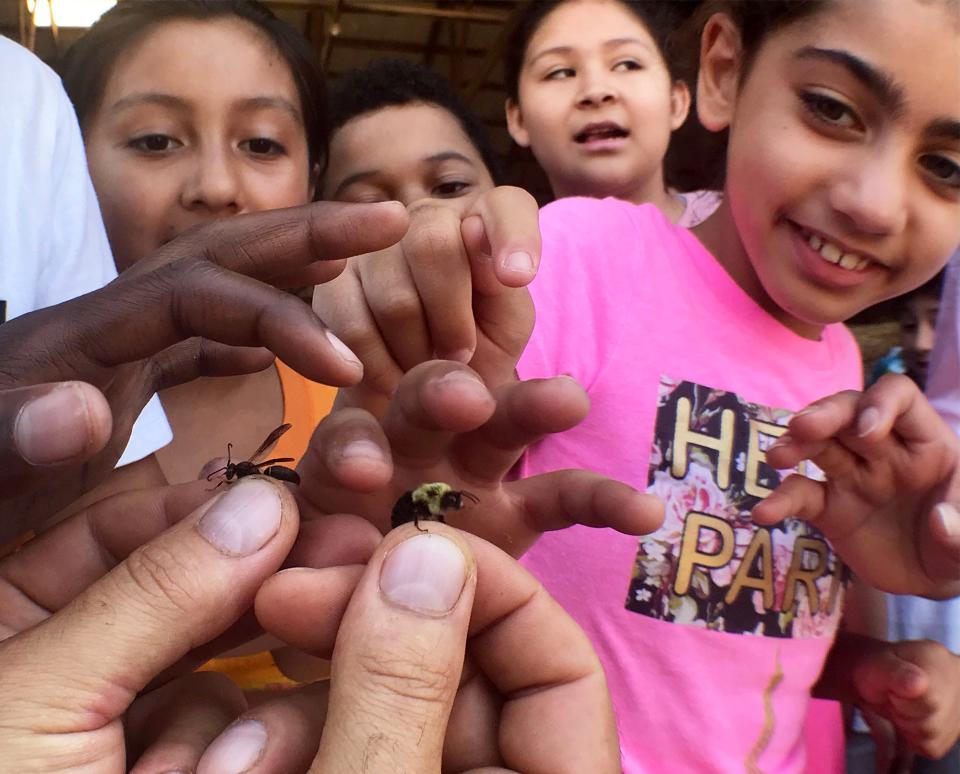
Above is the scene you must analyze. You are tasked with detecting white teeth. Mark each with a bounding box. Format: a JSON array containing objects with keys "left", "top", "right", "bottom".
[
  {"left": 821, "top": 242, "right": 843, "bottom": 263},
  {"left": 804, "top": 231, "right": 869, "bottom": 272},
  {"left": 839, "top": 253, "right": 859, "bottom": 270}
]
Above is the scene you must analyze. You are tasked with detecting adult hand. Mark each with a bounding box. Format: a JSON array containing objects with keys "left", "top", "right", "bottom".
[
  {"left": 188, "top": 522, "right": 621, "bottom": 774},
  {"left": 297, "top": 359, "right": 664, "bottom": 558},
  {"left": 754, "top": 375, "right": 960, "bottom": 598},
  {"left": 313, "top": 188, "right": 539, "bottom": 406},
  {"left": 0, "top": 201, "right": 408, "bottom": 533},
  {"left": 0, "top": 475, "right": 301, "bottom": 771}
]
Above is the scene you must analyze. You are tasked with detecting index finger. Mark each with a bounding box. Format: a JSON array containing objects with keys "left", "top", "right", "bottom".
[
  {"left": 133, "top": 200, "right": 408, "bottom": 281},
  {"left": 462, "top": 185, "right": 541, "bottom": 294},
  {"left": 401, "top": 201, "right": 477, "bottom": 362}
]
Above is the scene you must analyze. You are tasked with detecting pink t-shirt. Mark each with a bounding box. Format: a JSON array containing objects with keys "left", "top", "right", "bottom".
[{"left": 517, "top": 198, "right": 863, "bottom": 774}]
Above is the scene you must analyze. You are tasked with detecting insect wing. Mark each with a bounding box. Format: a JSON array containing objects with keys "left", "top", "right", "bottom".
[
  {"left": 253, "top": 457, "right": 295, "bottom": 468},
  {"left": 249, "top": 423, "right": 293, "bottom": 463}
]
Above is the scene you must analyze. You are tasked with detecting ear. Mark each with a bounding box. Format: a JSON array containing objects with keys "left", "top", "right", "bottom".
[
  {"left": 697, "top": 12, "right": 743, "bottom": 133},
  {"left": 669, "top": 79, "right": 692, "bottom": 131},
  {"left": 505, "top": 98, "right": 531, "bottom": 148}
]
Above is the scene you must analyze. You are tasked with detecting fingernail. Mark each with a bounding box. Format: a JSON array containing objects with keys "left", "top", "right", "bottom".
[
  {"left": 198, "top": 479, "right": 282, "bottom": 556},
  {"left": 857, "top": 406, "right": 881, "bottom": 437},
  {"left": 340, "top": 438, "right": 385, "bottom": 462},
  {"left": 503, "top": 250, "right": 535, "bottom": 276},
  {"left": 14, "top": 384, "right": 92, "bottom": 465},
  {"left": 769, "top": 433, "right": 791, "bottom": 450},
  {"left": 380, "top": 533, "right": 467, "bottom": 615},
  {"left": 435, "top": 369, "right": 488, "bottom": 397},
  {"left": 325, "top": 329, "right": 361, "bottom": 367},
  {"left": 197, "top": 719, "right": 266, "bottom": 774},
  {"left": 934, "top": 503, "right": 960, "bottom": 539},
  {"left": 447, "top": 348, "right": 474, "bottom": 364},
  {"left": 794, "top": 405, "right": 819, "bottom": 419}
]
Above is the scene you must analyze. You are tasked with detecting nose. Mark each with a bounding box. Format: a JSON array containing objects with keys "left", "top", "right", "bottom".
[
  {"left": 180, "top": 145, "right": 242, "bottom": 215},
  {"left": 917, "top": 318, "right": 936, "bottom": 352},
  {"left": 576, "top": 66, "right": 616, "bottom": 108},
  {"left": 829, "top": 145, "right": 908, "bottom": 237}
]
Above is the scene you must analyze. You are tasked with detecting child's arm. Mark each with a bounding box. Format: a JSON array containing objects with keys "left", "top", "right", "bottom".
[
  {"left": 814, "top": 631, "right": 960, "bottom": 761},
  {"left": 753, "top": 374, "right": 960, "bottom": 598},
  {"left": 313, "top": 187, "right": 540, "bottom": 409}
]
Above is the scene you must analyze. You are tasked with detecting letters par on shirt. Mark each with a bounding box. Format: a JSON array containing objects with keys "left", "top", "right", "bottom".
[{"left": 625, "top": 377, "right": 848, "bottom": 639}]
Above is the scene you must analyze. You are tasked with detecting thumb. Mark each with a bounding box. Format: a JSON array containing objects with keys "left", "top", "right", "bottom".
[
  {"left": 311, "top": 523, "right": 476, "bottom": 773},
  {"left": 0, "top": 477, "right": 297, "bottom": 744},
  {"left": 854, "top": 647, "right": 929, "bottom": 706},
  {"left": 0, "top": 381, "right": 112, "bottom": 494}
]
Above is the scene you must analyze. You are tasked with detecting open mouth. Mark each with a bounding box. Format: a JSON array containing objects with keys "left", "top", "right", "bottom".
[
  {"left": 574, "top": 121, "right": 630, "bottom": 144},
  {"left": 797, "top": 226, "right": 873, "bottom": 272}
]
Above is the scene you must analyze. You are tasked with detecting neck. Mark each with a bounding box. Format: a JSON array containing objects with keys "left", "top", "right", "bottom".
[
  {"left": 692, "top": 199, "right": 824, "bottom": 340},
  {"left": 550, "top": 169, "right": 685, "bottom": 223}
]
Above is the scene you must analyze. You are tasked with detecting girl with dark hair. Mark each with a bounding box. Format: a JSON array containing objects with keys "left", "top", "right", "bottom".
[
  {"left": 58, "top": 0, "right": 339, "bottom": 689},
  {"left": 317, "top": 1, "right": 960, "bottom": 770},
  {"left": 503, "top": 0, "right": 720, "bottom": 225}
]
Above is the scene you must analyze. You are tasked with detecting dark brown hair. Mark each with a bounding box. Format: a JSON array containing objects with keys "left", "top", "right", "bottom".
[{"left": 58, "top": 0, "right": 328, "bottom": 171}]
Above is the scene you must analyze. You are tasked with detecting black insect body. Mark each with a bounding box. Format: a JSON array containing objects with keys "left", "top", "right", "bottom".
[
  {"left": 207, "top": 423, "right": 301, "bottom": 487},
  {"left": 391, "top": 482, "right": 479, "bottom": 531}
]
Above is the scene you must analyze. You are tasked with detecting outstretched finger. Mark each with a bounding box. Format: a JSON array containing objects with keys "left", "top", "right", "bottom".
[
  {"left": 135, "top": 200, "right": 408, "bottom": 282},
  {"left": 397, "top": 202, "right": 477, "bottom": 363},
  {"left": 461, "top": 185, "right": 541, "bottom": 293},
  {"left": 451, "top": 375, "right": 589, "bottom": 483},
  {"left": 751, "top": 472, "right": 830, "bottom": 528},
  {"left": 502, "top": 471, "right": 664, "bottom": 554},
  {"left": 313, "top": 261, "right": 405, "bottom": 399},
  {"left": 380, "top": 361, "right": 497, "bottom": 462}
]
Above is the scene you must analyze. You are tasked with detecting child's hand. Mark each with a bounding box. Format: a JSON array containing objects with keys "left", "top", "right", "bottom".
[
  {"left": 753, "top": 375, "right": 960, "bottom": 598},
  {"left": 312, "top": 186, "right": 540, "bottom": 404},
  {"left": 294, "top": 360, "right": 665, "bottom": 558},
  {"left": 854, "top": 639, "right": 960, "bottom": 761}
]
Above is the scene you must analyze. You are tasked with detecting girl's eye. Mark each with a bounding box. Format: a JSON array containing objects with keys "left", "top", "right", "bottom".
[
  {"left": 919, "top": 154, "right": 960, "bottom": 189},
  {"left": 613, "top": 60, "right": 643, "bottom": 72},
  {"left": 129, "top": 134, "right": 180, "bottom": 153},
  {"left": 545, "top": 67, "right": 575, "bottom": 81},
  {"left": 433, "top": 180, "right": 470, "bottom": 197},
  {"left": 242, "top": 138, "right": 284, "bottom": 156},
  {"left": 800, "top": 91, "right": 861, "bottom": 131}
]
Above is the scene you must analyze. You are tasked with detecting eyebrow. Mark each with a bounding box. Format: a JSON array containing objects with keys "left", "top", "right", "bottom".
[
  {"left": 331, "top": 150, "right": 477, "bottom": 198},
  {"left": 794, "top": 47, "right": 906, "bottom": 116},
  {"left": 527, "top": 37, "right": 652, "bottom": 67},
  {"left": 927, "top": 118, "right": 960, "bottom": 142},
  {"left": 106, "top": 92, "right": 302, "bottom": 124}
]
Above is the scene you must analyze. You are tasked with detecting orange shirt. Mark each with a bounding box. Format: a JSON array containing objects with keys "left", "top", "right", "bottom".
[{"left": 199, "top": 361, "right": 336, "bottom": 690}]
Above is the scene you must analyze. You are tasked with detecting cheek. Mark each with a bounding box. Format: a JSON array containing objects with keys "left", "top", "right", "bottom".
[
  {"left": 247, "top": 162, "right": 313, "bottom": 210},
  {"left": 90, "top": 165, "right": 176, "bottom": 269}
]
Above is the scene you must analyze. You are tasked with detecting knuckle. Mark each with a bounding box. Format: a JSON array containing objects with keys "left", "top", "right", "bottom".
[
  {"left": 355, "top": 648, "right": 455, "bottom": 708},
  {"left": 375, "top": 289, "right": 424, "bottom": 329},
  {"left": 120, "top": 542, "right": 203, "bottom": 617}
]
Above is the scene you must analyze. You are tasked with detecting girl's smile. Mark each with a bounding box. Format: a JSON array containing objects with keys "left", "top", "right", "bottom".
[{"left": 695, "top": 0, "right": 960, "bottom": 339}]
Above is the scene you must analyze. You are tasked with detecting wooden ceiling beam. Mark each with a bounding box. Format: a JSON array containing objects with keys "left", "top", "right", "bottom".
[{"left": 267, "top": 0, "right": 508, "bottom": 24}]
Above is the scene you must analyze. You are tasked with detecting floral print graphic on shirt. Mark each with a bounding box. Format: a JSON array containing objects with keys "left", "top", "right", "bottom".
[{"left": 625, "top": 377, "right": 848, "bottom": 638}]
